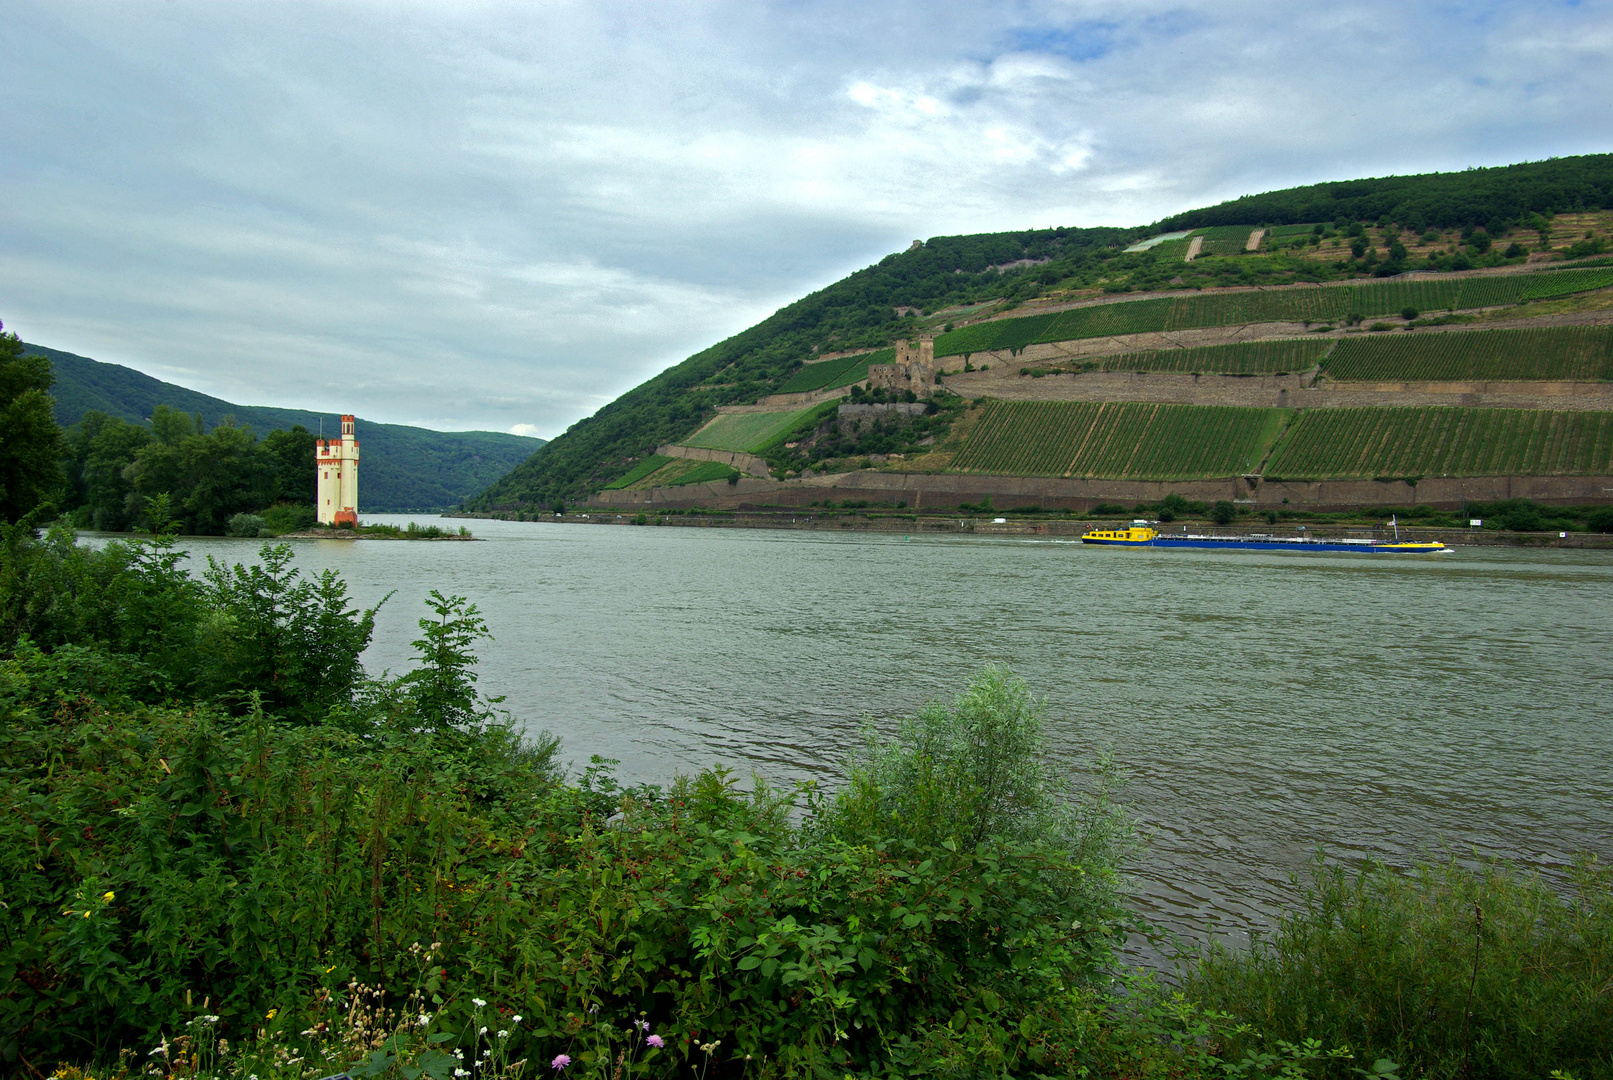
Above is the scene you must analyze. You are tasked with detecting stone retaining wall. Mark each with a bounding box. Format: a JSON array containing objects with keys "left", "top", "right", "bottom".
[
  {"left": 590, "top": 470, "right": 1613, "bottom": 512},
  {"left": 653, "top": 443, "right": 772, "bottom": 477}
]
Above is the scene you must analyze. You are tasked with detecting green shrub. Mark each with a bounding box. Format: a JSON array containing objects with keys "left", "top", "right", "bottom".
[
  {"left": 225, "top": 512, "right": 268, "bottom": 537},
  {"left": 1183, "top": 856, "right": 1613, "bottom": 1080},
  {"left": 823, "top": 667, "right": 1133, "bottom": 977},
  {"left": 1589, "top": 507, "right": 1613, "bottom": 533},
  {"left": 1210, "top": 500, "right": 1237, "bottom": 524},
  {"left": 258, "top": 502, "right": 315, "bottom": 534}
]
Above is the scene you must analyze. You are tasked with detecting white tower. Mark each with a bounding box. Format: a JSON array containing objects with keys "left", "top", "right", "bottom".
[{"left": 316, "top": 414, "right": 360, "bottom": 526}]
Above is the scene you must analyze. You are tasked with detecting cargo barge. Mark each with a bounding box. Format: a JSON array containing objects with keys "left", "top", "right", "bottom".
[{"left": 1080, "top": 522, "right": 1449, "bottom": 554}]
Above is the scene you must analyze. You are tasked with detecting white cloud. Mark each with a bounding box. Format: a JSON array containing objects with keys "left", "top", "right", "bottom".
[{"left": 0, "top": 0, "right": 1609, "bottom": 438}]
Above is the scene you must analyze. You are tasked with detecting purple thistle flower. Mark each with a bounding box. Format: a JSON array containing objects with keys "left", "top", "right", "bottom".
[
  {"left": 646, "top": 1034, "right": 665, "bottom": 1049},
  {"left": 552, "top": 1054, "right": 571, "bottom": 1071}
]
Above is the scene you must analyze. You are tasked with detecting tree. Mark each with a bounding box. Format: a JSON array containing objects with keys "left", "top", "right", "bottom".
[
  {"left": 0, "top": 328, "right": 65, "bottom": 524},
  {"left": 1210, "top": 500, "right": 1237, "bottom": 525},
  {"left": 261, "top": 425, "right": 315, "bottom": 504},
  {"left": 63, "top": 412, "right": 153, "bottom": 531}
]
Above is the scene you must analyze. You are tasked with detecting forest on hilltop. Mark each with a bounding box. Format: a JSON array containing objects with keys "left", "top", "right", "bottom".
[
  {"left": 469, "top": 154, "right": 1613, "bottom": 511},
  {"left": 1158, "top": 154, "right": 1613, "bottom": 234}
]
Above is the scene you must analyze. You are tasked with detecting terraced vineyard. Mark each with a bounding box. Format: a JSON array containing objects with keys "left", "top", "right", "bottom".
[
  {"left": 1096, "top": 338, "right": 1331, "bottom": 374},
  {"left": 1324, "top": 327, "right": 1613, "bottom": 382},
  {"left": 602, "top": 454, "right": 674, "bottom": 490},
  {"left": 684, "top": 406, "right": 818, "bottom": 452},
  {"left": 933, "top": 267, "right": 1613, "bottom": 359},
  {"left": 662, "top": 461, "right": 741, "bottom": 486},
  {"left": 1194, "top": 225, "right": 1258, "bottom": 256},
  {"left": 950, "top": 402, "right": 1287, "bottom": 479},
  {"left": 1522, "top": 266, "right": 1613, "bottom": 300},
  {"left": 621, "top": 457, "right": 740, "bottom": 490},
  {"left": 1268, "top": 223, "right": 1320, "bottom": 238},
  {"left": 1264, "top": 407, "right": 1613, "bottom": 478},
  {"left": 778, "top": 347, "right": 894, "bottom": 394}
]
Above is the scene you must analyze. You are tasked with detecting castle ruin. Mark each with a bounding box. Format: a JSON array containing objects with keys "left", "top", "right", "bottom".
[{"left": 867, "top": 336, "right": 937, "bottom": 396}]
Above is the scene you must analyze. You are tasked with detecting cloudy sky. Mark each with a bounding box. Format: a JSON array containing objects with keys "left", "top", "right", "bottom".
[{"left": 2, "top": 1, "right": 1610, "bottom": 438}]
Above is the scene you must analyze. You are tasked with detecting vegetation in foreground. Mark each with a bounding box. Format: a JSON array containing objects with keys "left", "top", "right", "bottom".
[{"left": 1, "top": 519, "right": 1609, "bottom": 1080}]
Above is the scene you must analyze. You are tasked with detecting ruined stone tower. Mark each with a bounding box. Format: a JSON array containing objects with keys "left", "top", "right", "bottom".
[
  {"left": 868, "top": 336, "right": 937, "bottom": 395},
  {"left": 316, "top": 414, "right": 359, "bottom": 526}
]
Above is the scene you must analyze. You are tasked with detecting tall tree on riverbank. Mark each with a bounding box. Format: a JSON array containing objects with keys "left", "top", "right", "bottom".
[{"left": 0, "top": 325, "right": 65, "bottom": 524}]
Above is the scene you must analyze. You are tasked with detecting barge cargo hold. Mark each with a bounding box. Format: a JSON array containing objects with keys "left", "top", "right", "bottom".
[{"left": 1080, "top": 523, "right": 1449, "bottom": 554}]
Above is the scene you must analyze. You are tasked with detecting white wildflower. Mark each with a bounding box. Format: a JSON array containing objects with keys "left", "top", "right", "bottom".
[
  {"left": 512, "top": 1015, "right": 523, "bottom": 1023},
  {"left": 497, "top": 1030, "right": 509, "bottom": 1039},
  {"left": 479, "top": 1026, "right": 488, "bottom": 1035},
  {"left": 472, "top": 997, "right": 487, "bottom": 1008},
  {"left": 418, "top": 1013, "right": 432, "bottom": 1026}
]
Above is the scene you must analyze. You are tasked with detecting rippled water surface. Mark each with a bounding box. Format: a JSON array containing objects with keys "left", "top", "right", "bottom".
[{"left": 159, "top": 515, "right": 1613, "bottom": 951}]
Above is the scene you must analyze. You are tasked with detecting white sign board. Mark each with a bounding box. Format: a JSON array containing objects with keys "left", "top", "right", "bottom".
[{"left": 1470, "top": 519, "right": 1483, "bottom": 527}]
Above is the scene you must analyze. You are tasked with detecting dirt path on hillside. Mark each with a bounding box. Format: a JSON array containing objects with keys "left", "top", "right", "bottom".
[{"left": 1184, "top": 236, "right": 1203, "bottom": 262}]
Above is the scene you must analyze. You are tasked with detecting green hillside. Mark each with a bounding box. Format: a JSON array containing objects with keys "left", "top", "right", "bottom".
[
  {"left": 468, "top": 155, "right": 1613, "bottom": 509},
  {"left": 30, "top": 343, "right": 544, "bottom": 511},
  {"left": 932, "top": 267, "right": 1612, "bottom": 359}
]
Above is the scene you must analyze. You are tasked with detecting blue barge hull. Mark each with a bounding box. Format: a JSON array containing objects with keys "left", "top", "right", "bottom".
[{"left": 1083, "top": 536, "right": 1449, "bottom": 553}]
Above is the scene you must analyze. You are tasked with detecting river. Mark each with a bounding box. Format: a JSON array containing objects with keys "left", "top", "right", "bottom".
[{"left": 147, "top": 514, "right": 1613, "bottom": 957}]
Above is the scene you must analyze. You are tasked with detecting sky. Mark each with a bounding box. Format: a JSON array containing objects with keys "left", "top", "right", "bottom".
[{"left": 2, "top": 1, "right": 1611, "bottom": 439}]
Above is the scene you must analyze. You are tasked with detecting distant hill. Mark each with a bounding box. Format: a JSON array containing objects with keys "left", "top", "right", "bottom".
[
  {"left": 30, "top": 343, "right": 545, "bottom": 511},
  {"left": 467, "top": 153, "right": 1613, "bottom": 512}
]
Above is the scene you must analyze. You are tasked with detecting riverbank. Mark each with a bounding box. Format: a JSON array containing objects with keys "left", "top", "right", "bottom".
[{"left": 449, "top": 508, "right": 1613, "bottom": 548}]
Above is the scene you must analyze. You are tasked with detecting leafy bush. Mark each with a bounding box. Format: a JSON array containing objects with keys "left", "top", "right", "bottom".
[
  {"left": 1183, "top": 856, "right": 1613, "bottom": 1080},
  {"left": 1589, "top": 507, "right": 1613, "bottom": 533},
  {"left": 1210, "top": 500, "right": 1237, "bottom": 524},
  {"left": 225, "top": 512, "right": 267, "bottom": 537},
  {"left": 823, "top": 666, "right": 1133, "bottom": 976},
  {"left": 258, "top": 501, "right": 315, "bottom": 534}
]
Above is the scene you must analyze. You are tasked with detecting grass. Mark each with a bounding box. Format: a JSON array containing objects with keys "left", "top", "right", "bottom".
[
  {"left": 949, "top": 402, "right": 1287, "bottom": 479},
  {"left": 602, "top": 454, "right": 675, "bottom": 489},
  {"left": 1183, "top": 855, "right": 1613, "bottom": 1080},
  {"left": 662, "top": 460, "right": 741, "bottom": 485},
  {"left": 931, "top": 268, "right": 1613, "bottom": 359},
  {"left": 1264, "top": 406, "right": 1613, "bottom": 478},
  {"left": 778, "top": 348, "right": 895, "bottom": 394},
  {"left": 1324, "top": 326, "right": 1613, "bottom": 382},
  {"left": 681, "top": 406, "right": 820, "bottom": 452}
]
